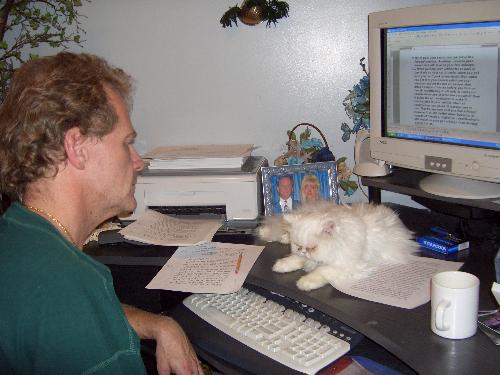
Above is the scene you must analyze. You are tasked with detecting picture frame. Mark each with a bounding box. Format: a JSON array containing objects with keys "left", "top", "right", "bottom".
[{"left": 261, "top": 161, "right": 339, "bottom": 216}]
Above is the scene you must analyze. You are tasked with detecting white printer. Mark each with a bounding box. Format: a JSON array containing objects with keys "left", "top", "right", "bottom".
[{"left": 125, "top": 156, "right": 267, "bottom": 221}]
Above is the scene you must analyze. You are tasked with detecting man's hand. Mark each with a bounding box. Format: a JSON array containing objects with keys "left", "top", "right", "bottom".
[
  {"left": 154, "top": 315, "right": 202, "bottom": 374},
  {"left": 122, "top": 304, "right": 203, "bottom": 375}
]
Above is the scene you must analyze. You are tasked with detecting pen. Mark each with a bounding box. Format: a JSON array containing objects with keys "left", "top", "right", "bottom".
[{"left": 235, "top": 252, "right": 242, "bottom": 274}]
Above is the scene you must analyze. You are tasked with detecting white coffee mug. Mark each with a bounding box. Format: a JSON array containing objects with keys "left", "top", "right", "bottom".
[{"left": 431, "top": 271, "right": 479, "bottom": 339}]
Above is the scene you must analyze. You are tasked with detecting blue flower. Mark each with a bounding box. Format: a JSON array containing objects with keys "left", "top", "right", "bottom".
[
  {"left": 351, "top": 94, "right": 367, "bottom": 107},
  {"left": 344, "top": 187, "right": 355, "bottom": 197},
  {"left": 287, "top": 156, "right": 304, "bottom": 165},
  {"left": 336, "top": 58, "right": 368, "bottom": 198},
  {"left": 341, "top": 58, "right": 370, "bottom": 143},
  {"left": 353, "top": 84, "right": 364, "bottom": 97},
  {"left": 352, "top": 117, "right": 370, "bottom": 133},
  {"left": 358, "top": 75, "right": 369, "bottom": 90},
  {"left": 301, "top": 138, "right": 323, "bottom": 150}
]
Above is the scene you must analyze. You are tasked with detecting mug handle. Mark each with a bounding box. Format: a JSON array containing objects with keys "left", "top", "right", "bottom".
[{"left": 435, "top": 299, "right": 451, "bottom": 331}]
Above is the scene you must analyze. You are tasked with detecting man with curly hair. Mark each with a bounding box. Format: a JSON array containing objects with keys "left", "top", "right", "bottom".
[{"left": 0, "top": 52, "right": 203, "bottom": 375}]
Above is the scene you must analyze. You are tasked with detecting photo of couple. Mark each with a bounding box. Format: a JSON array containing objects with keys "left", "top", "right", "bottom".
[
  {"left": 261, "top": 161, "right": 339, "bottom": 216},
  {"left": 272, "top": 173, "right": 325, "bottom": 214}
]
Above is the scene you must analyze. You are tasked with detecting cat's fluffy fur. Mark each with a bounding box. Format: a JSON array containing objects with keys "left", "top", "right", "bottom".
[{"left": 258, "top": 201, "right": 419, "bottom": 291}]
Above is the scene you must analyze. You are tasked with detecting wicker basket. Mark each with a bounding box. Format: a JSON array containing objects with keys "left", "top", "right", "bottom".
[{"left": 274, "top": 122, "right": 335, "bottom": 166}]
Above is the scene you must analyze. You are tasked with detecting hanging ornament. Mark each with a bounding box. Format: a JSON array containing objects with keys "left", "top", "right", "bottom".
[{"left": 220, "top": 0, "right": 289, "bottom": 28}]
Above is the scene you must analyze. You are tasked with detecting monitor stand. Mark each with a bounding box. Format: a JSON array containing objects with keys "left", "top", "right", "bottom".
[{"left": 419, "top": 174, "right": 500, "bottom": 199}]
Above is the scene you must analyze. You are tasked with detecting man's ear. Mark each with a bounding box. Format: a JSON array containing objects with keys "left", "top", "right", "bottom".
[{"left": 64, "top": 127, "right": 88, "bottom": 169}]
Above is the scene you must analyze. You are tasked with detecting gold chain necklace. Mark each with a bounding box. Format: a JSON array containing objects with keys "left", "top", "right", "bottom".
[{"left": 25, "top": 205, "right": 77, "bottom": 247}]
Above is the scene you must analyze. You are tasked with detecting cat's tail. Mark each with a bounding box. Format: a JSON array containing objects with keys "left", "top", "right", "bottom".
[{"left": 257, "top": 215, "right": 290, "bottom": 243}]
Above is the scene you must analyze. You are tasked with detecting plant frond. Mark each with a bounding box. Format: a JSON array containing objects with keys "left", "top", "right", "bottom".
[{"left": 220, "top": 5, "right": 240, "bottom": 28}]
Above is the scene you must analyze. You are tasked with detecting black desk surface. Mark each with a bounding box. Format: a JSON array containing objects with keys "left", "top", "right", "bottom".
[{"left": 86, "top": 204, "right": 500, "bottom": 375}]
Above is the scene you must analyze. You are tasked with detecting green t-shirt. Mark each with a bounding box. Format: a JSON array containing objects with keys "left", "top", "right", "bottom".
[{"left": 0, "top": 203, "right": 147, "bottom": 374}]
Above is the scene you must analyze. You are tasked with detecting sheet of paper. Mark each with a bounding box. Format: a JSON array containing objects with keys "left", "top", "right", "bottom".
[
  {"left": 142, "top": 144, "right": 254, "bottom": 160},
  {"left": 146, "top": 242, "right": 265, "bottom": 294},
  {"left": 119, "top": 210, "right": 222, "bottom": 246},
  {"left": 334, "top": 256, "right": 463, "bottom": 309}
]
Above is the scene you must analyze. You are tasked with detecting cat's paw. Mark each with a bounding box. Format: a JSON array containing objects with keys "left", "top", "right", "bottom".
[
  {"left": 296, "top": 273, "right": 328, "bottom": 291},
  {"left": 257, "top": 225, "right": 274, "bottom": 242},
  {"left": 303, "top": 260, "right": 318, "bottom": 272},
  {"left": 272, "top": 256, "right": 304, "bottom": 273}
]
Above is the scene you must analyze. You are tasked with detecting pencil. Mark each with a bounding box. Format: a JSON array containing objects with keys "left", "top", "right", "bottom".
[{"left": 235, "top": 253, "right": 243, "bottom": 274}]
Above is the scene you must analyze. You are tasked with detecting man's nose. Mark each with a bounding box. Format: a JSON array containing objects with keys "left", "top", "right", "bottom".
[{"left": 132, "top": 147, "right": 145, "bottom": 171}]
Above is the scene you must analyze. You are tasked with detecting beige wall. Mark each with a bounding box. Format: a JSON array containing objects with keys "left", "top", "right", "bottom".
[{"left": 23, "top": 0, "right": 474, "bottom": 205}]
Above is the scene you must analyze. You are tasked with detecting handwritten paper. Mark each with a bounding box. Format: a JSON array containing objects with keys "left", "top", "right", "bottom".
[
  {"left": 119, "top": 210, "right": 222, "bottom": 246},
  {"left": 334, "top": 256, "right": 463, "bottom": 309},
  {"left": 146, "top": 242, "right": 265, "bottom": 294}
]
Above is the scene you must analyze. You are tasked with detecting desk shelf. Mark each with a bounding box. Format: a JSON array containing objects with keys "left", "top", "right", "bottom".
[{"left": 361, "top": 167, "right": 500, "bottom": 213}]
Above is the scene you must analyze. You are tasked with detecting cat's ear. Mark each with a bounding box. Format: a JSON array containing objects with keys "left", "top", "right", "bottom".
[{"left": 321, "top": 219, "right": 336, "bottom": 236}]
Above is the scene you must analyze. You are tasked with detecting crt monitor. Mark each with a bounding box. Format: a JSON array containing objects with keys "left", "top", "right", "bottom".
[{"left": 369, "top": 1, "right": 500, "bottom": 199}]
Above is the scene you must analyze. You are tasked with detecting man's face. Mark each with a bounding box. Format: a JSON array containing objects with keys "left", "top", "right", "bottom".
[
  {"left": 277, "top": 176, "right": 293, "bottom": 200},
  {"left": 85, "top": 88, "right": 144, "bottom": 218}
]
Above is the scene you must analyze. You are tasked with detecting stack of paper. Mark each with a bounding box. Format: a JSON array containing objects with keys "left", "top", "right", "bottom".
[{"left": 143, "top": 144, "right": 254, "bottom": 170}]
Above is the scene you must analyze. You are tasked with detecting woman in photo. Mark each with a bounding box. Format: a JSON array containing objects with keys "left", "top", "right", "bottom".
[{"left": 300, "top": 174, "right": 320, "bottom": 202}]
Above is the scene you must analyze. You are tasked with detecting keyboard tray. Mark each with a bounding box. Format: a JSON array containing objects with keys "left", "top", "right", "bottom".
[{"left": 168, "top": 283, "right": 364, "bottom": 375}]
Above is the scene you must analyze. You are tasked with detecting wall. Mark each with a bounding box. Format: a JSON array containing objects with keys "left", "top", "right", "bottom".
[{"left": 22, "top": 0, "right": 472, "bottom": 206}]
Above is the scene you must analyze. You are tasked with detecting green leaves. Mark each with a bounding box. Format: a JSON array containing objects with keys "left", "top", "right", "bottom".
[
  {"left": 220, "top": 5, "right": 240, "bottom": 28},
  {"left": 0, "top": 0, "right": 88, "bottom": 102},
  {"left": 299, "top": 127, "right": 311, "bottom": 143},
  {"left": 266, "top": 0, "right": 289, "bottom": 27}
]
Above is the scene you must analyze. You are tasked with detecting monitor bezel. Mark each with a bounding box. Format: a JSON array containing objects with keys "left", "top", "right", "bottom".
[{"left": 368, "top": 1, "right": 500, "bottom": 185}]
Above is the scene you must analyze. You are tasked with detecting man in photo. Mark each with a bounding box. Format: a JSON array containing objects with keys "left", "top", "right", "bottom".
[{"left": 273, "top": 175, "right": 298, "bottom": 214}]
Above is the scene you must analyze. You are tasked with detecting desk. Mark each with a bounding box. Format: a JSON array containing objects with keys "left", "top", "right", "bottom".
[{"left": 86, "top": 205, "right": 500, "bottom": 375}]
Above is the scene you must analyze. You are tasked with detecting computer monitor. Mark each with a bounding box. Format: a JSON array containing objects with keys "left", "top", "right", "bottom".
[{"left": 369, "top": 1, "right": 500, "bottom": 199}]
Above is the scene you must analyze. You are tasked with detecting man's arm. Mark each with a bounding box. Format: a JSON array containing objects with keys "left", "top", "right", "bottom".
[{"left": 122, "top": 304, "right": 203, "bottom": 375}]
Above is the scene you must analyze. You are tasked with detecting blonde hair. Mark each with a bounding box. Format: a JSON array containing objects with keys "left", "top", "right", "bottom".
[
  {"left": 0, "top": 52, "right": 133, "bottom": 200},
  {"left": 300, "top": 174, "right": 320, "bottom": 201}
]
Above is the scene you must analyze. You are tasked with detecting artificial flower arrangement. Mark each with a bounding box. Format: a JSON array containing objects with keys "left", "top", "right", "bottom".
[
  {"left": 273, "top": 123, "right": 335, "bottom": 167},
  {"left": 272, "top": 59, "right": 370, "bottom": 198},
  {"left": 335, "top": 58, "right": 371, "bottom": 196},
  {"left": 341, "top": 58, "right": 370, "bottom": 142}
]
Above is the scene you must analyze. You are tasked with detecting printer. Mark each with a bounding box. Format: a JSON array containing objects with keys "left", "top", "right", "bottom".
[{"left": 124, "top": 156, "right": 268, "bottom": 222}]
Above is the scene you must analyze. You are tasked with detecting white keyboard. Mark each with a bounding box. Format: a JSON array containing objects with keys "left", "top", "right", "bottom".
[{"left": 183, "top": 286, "right": 356, "bottom": 375}]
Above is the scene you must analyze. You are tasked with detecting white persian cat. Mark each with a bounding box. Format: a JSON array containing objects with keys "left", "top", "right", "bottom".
[{"left": 258, "top": 201, "right": 419, "bottom": 291}]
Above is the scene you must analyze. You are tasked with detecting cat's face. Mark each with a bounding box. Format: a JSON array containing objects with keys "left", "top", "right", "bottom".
[{"left": 284, "top": 212, "right": 336, "bottom": 261}]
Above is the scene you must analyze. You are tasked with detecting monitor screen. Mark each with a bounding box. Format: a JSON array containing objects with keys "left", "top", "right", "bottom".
[
  {"left": 369, "top": 1, "right": 500, "bottom": 199},
  {"left": 384, "top": 21, "right": 500, "bottom": 150}
]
